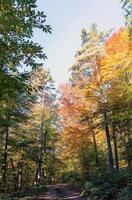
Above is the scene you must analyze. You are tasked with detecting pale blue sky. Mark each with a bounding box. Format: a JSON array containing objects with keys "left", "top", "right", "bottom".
[{"left": 34, "top": 0, "right": 124, "bottom": 87}]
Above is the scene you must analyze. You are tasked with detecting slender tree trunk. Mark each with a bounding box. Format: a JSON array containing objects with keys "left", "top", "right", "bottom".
[
  {"left": 113, "top": 136, "right": 119, "bottom": 171},
  {"left": 37, "top": 145, "right": 43, "bottom": 186},
  {"left": 25, "top": 163, "right": 30, "bottom": 189},
  {"left": 44, "top": 130, "right": 47, "bottom": 154},
  {"left": 2, "top": 123, "right": 9, "bottom": 192},
  {"left": 35, "top": 121, "right": 44, "bottom": 187},
  {"left": 127, "top": 126, "right": 132, "bottom": 169},
  {"left": 18, "top": 153, "right": 24, "bottom": 191},
  {"left": 103, "top": 111, "right": 114, "bottom": 172},
  {"left": 35, "top": 104, "right": 44, "bottom": 186},
  {"left": 36, "top": 129, "right": 47, "bottom": 186},
  {"left": 10, "top": 158, "right": 17, "bottom": 195},
  {"left": 92, "top": 131, "right": 100, "bottom": 168},
  {"left": 35, "top": 167, "right": 39, "bottom": 186},
  {"left": 51, "top": 141, "right": 55, "bottom": 184},
  {"left": 82, "top": 153, "right": 89, "bottom": 179},
  {"left": 112, "top": 124, "right": 119, "bottom": 171},
  {"left": 88, "top": 119, "right": 100, "bottom": 169},
  {"left": 35, "top": 91, "right": 48, "bottom": 186}
]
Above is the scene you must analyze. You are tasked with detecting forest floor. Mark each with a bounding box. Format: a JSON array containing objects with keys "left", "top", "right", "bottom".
[{"left": 30, "top": 183, "right": 86, "bottom": 200}]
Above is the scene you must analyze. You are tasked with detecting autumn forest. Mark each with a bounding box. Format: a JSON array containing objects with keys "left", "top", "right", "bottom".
[{"left": 0, "top": 0, "right": 132, "bottom": 200}]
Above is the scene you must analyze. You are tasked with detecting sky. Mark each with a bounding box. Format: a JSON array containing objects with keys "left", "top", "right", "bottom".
[{"left": 34, "top": 0, "right": 124, "bottom": 87}]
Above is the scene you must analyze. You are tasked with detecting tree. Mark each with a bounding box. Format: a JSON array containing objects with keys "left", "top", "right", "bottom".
[
  {"left": 104, "top": 28, "right": 132, "bottom": 169},
  {"left": 71, "top": 24, "right": 114, "bottom": 172},
  {"left": 0, "top": 0, "right": 51, "bottom": 193},
  {"left": 31, "top": 67, "right": 57, "bottom": 186},
  {"left": 0, "top": 74, "right": 33, "bottom": 192},
  {"left": 59, "top": 83, "right": 102, "bottom": 177},
  {"left": 121, "top": 0, "right": 132, "bottom": 30}
]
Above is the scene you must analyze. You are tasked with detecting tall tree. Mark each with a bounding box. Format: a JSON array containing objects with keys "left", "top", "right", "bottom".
[
  {"left": 71, "top": 24, "right": 114, "bottom": 172},
  {"left": 0, "top": 0, "right": 51, "bottom": 192},
  {"left": 31, "top": 67, "right": 57, "bottom": 186}
]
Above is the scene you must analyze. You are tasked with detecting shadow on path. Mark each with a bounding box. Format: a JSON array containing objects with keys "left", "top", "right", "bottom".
[{"left": 35, "top": 183, "right": 86, "bottom": 200}]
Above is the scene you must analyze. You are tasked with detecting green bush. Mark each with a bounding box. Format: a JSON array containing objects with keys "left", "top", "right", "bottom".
[
  {"left": 83, "top": 169, "right": 132, "bottom": 200},
  {"left": 0, "top": 186, "right": 46, "bottom": 200},
  {"left": 117, "top": 185, "right": 132, "bottom": 200},
  {"left": 61, "top": 171, "right": 80, "bottom": 183}
]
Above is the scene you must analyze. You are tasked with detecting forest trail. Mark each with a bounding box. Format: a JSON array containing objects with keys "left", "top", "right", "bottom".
[{"left": 33, "top": 183, "right": 86, "bottom": 200}]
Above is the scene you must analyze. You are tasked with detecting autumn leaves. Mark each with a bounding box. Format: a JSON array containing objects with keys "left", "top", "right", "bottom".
[{"left": 58, "top": 26, "right": 132, "bottom": 176}]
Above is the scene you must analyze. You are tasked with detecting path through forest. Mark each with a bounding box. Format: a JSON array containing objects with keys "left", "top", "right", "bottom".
[{"left": 33, "top": 183, "right": 86, "bottom": 200}]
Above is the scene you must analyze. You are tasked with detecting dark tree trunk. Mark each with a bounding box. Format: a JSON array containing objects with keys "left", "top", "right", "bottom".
[
  {"left": 127, "top": 132, "right": 132, "bottom": 169},
  {"left": 36, "top": 100, "right": 45, "bottom": 187},
  {"left": 37, "top": 146, "right": 43, "bottom": 186},
  {"left": 10, "top": 158, "right": 17, "bottom": 195},
  {"left": 88, "top": 119, "right": 100, "bottom": 169},
  {"left": 25, "top": 164, "right": 30, "bottom": 189},
  {"left": 103, "top": 111, "right": 114, "bottom": 172},
  {"left": 18, "top": 153, "right": 24, "bottom": 191},
  {"left": 2, "top": 124, "right": 9, "bottom": 192},
  {"left": 112, "top": 124, "right": 119, "bottom": 171},
  {"left": 92, "top": 129, "right": 99, "bottom": 168},
  {"left": 113, "top": 136, "right": 119, "bottom": 171},
  {"left": 35, "top": 93, "right": 48, "bottom": 187},
  {"left": 36, "top": 130, "right": 48, "bottom": 186},
  {"left": 44, "top": 130, "right": 47, "bottom": 154},
  {"left": 35, "top": 141, "right": 43, "bottom": 187},
  {"left": 35, "top": 167, "right": 39, "bottom": 186}
]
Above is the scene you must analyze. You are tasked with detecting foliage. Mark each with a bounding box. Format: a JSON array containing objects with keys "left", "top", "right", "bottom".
[
  {"left": 0, "top": 186, "right": 46, "bottom": 200},
  {"left": 58, "top": 25, "right": 132, "bottom": 198},
  {"left": 121, "top": 0, "right": 132, "bottom": 30},
  {"left": 0, "top": 0, "right": 132, "bottom": 199},
  {"left": 83, "top": 170, "right": 132, "bottom": 200},
  {"left": 0, "top": 0, "right": 59, "bottom": 196}
]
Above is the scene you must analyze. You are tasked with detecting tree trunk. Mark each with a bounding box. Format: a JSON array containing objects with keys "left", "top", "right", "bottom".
[
  {"left": 35, "top": 118, "right": 44, "bottom": 186},
  {"left": 88, "top": 119, "right": 100, "bottom": 169},
  {"left": 113, "top": 136, "right": 119, "bottom": 171},
  {"left": 37, "top": 98, "right": 45, "bottom": 186},
  {"left": 37, "top": 146, "right": 43, "bottom": 186},
  {"left": 18, "top": 153, "right": 24, "bottom": 191},
  {"left": 103, "top": 111, "right": 114, "bottom": 172},
  {"left": 112, "top": 124, "right": 119, "bottom": 171},
  {"left": 35, "top": 131, "right": 44, "bottom": 186},
  {"left": 127, "top": 126, "right": 132, "bottom": 169},
  {"left": 25, "top": 163, "right": 30, "bottom": 189},
  {"left": 92, "top": 130, "right": 100, "bottom": 169},
  {"left": 36, "top": 130, "right": 47, "bottom": 186},
  {"left": 10, "top": 158, "right": 17, "bottom": 195},
  {"left": 2, "top": 124, "right": 9, "bottom": 192}
]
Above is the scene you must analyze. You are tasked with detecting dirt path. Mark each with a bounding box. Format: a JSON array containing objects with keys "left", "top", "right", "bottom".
[{"left": 35, "top": 183, "right": 86, "bottom": 200}]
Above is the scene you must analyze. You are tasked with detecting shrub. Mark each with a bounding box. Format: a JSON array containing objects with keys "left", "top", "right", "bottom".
[{"left": 83, "top": 169, "right": 132, "bottom": 200}]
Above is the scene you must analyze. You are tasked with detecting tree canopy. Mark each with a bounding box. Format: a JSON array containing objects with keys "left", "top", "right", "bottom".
[{"left": 0, "top": 1, "right": 132, "bottom": 200}]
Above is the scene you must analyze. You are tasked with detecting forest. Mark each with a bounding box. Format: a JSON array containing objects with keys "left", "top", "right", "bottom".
[{"left": 0, "top": 0, "right": 132, "bottom": 200}]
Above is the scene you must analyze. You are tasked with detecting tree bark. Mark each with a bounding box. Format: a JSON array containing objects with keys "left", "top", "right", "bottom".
[
  {"left": 25, "top": 163, "right": 30, "bottom": 189},
  {"left": 127, "top": 132, "right": 132, "bottom": 169},
  {"left": 103, "top": 111, "right": 114, "bottom": 172},
  {"left": 88, "top": 119, "right": 100, "bottom": 169},
  {"left": 18, "top": 153, "right": 24, "bottom": 191},
  {"left": 2, "top": 123, "right": 9, "bottom": 192},
  {"left": 113, "top": 136, "right": 119, "bottom": 171},
  {"left": 37, "top": 145, "right": 43, "bottom": 186},
  {"left": 10, "top": 158, "right": 17, "bottom": 195},
  {"left": 112, "top": 124, "right": 119, "bottom": 171},
  {"left": 35, "top": 101, "right": 44, "bottom": 186}
]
